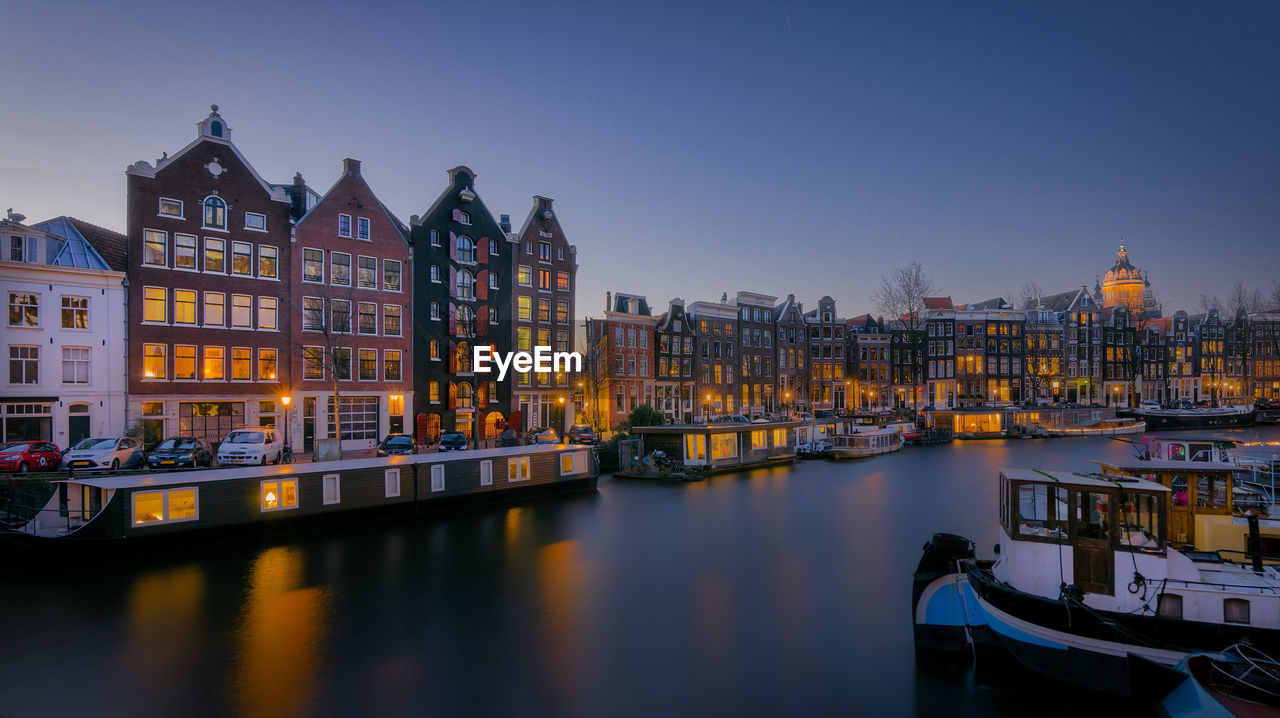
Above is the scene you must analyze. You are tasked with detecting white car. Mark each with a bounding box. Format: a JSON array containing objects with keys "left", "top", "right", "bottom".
[
  {"left": 216, "top": 428, "right": 284, "bottom": 466},
  {"left": 61, "top": 436, "right": 145, "bottom": 472}
]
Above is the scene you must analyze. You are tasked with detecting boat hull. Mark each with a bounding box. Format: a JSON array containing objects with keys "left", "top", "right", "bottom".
[{"left": 1116, "top": 408, "right": 1257, "bottom": 431}]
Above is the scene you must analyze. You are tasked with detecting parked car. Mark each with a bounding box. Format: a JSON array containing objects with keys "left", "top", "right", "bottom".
[
  {"left": 498, "top": 429, "right": 521, "bottom": 447},
  {"left": 438, "top": 432, "right": 469, "bottom": 452},
  {"left": 0, "top": 441, "right": 62, "bottom": 474},
  {"left": 146, "top": 436, "right": 214, "bottom": 469},
  {"left": 794, "top": 412, "right": 815, "bottom": 421},
  {"left": 527, "top": 428, "right": 560, "bottom": 444},
  {"left": 711, "top": 414, "right": 751, "bottom": 424},
  {"left": 813, "top": 410, "right": 835, "bottom": 419},
  {"left": 376, "top": 434, "right": 418, "bottom": 456},
  {"left": 1138, "top": 400, "right": 1161, "bottom": 411},
  {"left": 216, "top": 428, "right": 284, "bottom": 466},
  {"left": 61, "top": 436, "right": 145, "bottom": 473},
  {"left": 567, "top": 424, "right": 599, "bottom": 445}
]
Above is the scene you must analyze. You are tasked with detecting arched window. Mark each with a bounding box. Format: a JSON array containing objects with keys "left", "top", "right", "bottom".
[
  {"left": 456, "top": 342, "right": 472, "bottom": 372},
  {"left": 210, "top": 120, "right": 224, "bottom": 137},
  {"left": 457, "top": 382, "right": 474, "bottom": 409},
  {"left": 457, "top": 235, "right": 476, "bottom": 263},
  {"left": 458, "top": 210, "right": 471, "bottom": 225},
  {"left": 456, "top": 270, "right": 475, "bottom": 300},
  {"left": 455, "top": 305, "right": 474, "bottom": 337},
  {"left": 203, "top": 196, "right": 226, "bottom": 229}
]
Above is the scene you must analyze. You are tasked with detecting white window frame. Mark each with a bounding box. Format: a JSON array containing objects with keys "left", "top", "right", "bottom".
[
  {"left": 244, "top": 212, "right": 267, "bottom": 232},
  {"left": 260, "top": 479, "right": 299, "bottom": 512},
  {"left": 158, "top": 198, "right": 184, "bottom": 219},
  {"left": 302, "top": 248, "right": 324, "bottom": 283},
  {"left": 337, "top": 213, "right": 352, "bottom": 238},
  {"left": 331, "top": 251, "right": 352, "bottom": 287},
  {"left": 508, "top": 457, "right": 530, "bottom": 483},
  {"left": 560, "top": 451, "right": 587, "bottom": 475},
  {"left": 385, "top": 468, "right": 401, "bottom": 498},
  {"left": 131, "top": 487, "right": 200, "bottom": 526},
  {"left": 204, "top": 237, "right": 226, "bottom": 274},
  {"left": 383, "top": 259, "right": 402, "bottom": 292},
  {"left": 480, "top": 460, "right": 493, "bottom": 487},
  {"left": 323, "top": 474, "right": 341, "bottom": 505},
  {"left": 431, "top": 464, "right": 445, "bottom": 493},
  {"left": 357, "top": 216, "right": 371, "bottom": 240}
]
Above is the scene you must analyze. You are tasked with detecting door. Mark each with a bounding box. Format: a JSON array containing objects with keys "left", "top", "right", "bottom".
[
  {"left": 303, "top": 397, "right": 316, "bottom": 453},
  {"left": 1168, "top": 474, "right": 1192, "bottom": 545},
  {"left": 1073, "top": 490, "right": 1115, "bottom": 595},
  {"left": 67, "top": 415, "right": 90, "bottom": 447}
]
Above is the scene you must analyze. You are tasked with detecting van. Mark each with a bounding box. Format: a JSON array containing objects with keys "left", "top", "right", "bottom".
[{"left": 216, "top": 427, "right": 284, "bottom": 466}]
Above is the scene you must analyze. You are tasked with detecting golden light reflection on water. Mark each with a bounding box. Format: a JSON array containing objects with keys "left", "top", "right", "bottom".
[
  {"left": 124, "top": 564, "right": 206, "bottom": 698},
  {"left": 233, "top": 546, "right": 331, "bottom": 718},
  {"left": 536, "top": 539, "right": 584, "bottom": 704}
]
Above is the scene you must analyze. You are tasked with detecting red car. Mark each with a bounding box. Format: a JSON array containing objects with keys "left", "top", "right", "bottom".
[{"left": 0, "top": 441, "right": 63, "bottom": 474}]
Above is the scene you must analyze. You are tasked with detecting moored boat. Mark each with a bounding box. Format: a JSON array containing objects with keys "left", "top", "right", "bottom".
[
  {"left": 1117, "top": 404, "right": 1257, "bottom": 431},
  {"left": 913, "top": 469, "right": 1280, "bottom": 696},
  {"left": 1046, "top": 418, "right": 1146, "bottom": 437},
  {"left": 830, "top": 428, "right": 903, "bottom": 459}
]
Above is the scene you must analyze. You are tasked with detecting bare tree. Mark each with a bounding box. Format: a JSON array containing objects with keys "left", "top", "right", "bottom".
[
  {"left": 1198, "top": 293, "right": 1223, "bottom": 315},
  {"left": 1228, "top": 281, "right": 1264, "bottom": 316},
  {"left": 871, "top": 262, "right": 936, "bottom": 409},
  {"left": 1017, "top": 282, "right": 1044, "bottom": 310},
  {"left": 1270, "top": 282, "right": 1280, "bottom": 312},
  {"left": 299, "top": 285, "right": 359, "bottom": 455}
]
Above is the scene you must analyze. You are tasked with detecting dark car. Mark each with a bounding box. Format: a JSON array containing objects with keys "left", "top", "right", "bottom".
[
  {"left": 438, "top": 432, "right": 468, "bottom": 451},
  {"left": 527, "top": 428, "right": 560, "bottom": 444},
  {"left": 498, "top": 429, "right": 521, "bottom": 447},
  {"left": 567, "top": 424, "right": 598, "bottom": 445},
  {"left": 813, "top": 410, "right": 835, "bottom": 419},
  {"left": 146, "top": 436, "right": 214, "bottom": 469},
  {"left": 0, "top": 441, "right": 62, "bottom": 474},
  {"left": 376, "top": 434, "right": 418, "bottom": 457}
]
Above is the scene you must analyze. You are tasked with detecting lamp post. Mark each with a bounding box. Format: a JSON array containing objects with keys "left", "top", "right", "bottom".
[
  {"left": 704, "top": 393, "right": 712, "bottom": 422},
  {"left": 280, "top": 394, "right": 292, "bottom": 459},
  {"left": 1113, "top": 384, "right": 1121, "bottom": 407}
]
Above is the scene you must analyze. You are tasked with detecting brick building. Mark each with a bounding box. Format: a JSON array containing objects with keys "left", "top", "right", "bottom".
[
  {"left": 849, "top": 315, "right": 889, "bottom": 411},
  {"left": 689, "top": 298, "right": 739, "bottom": 419},
  {"left": 735, "top": 290, "right": 777, "bottom": 418},
  {"left": 804, "top": 296, "right": 845, "bottom": 410},
  {"left": 586, "top": 292, "right": 656, "bottom": 430},
  {"left": 923, "top": 297, "right": 956, "bottom": 409},
  {"left": 773, "top": 294, "right": 809, "bottom": 414},
  {"left": 654, "top": 298, "right": 696, "bottom": 423}
]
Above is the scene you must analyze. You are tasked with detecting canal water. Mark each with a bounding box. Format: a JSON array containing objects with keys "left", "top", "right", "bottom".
[{"left": 4, "top": 429, "right": 1280, "bottom": 717}]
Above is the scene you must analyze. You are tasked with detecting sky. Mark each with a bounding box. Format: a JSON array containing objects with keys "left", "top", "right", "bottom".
[{"left": 3, "top": 0, "right": 1278, "bottom": 319}]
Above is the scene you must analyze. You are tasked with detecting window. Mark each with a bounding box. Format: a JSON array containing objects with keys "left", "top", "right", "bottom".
[
  {"left": 205, "top": 238, "right": 226, "bottom": 273},
  {"left": 555, "top": 300, "right": 569, "bottom": 324},
  {"left": 538, "top": 269, "right": 551, "bottom": 290},
  {"left": 457, "top": 235, "right": 476, "bottom": 262},
  {"left": 359, "top": 349, "right": 377, "bottom": 380},
  {"left": 537, "top": 298, "right": 551, "bottom": 322},
  {"left": 333, "top": 347, "right": 351, "bottom": 380},
  {"left": 358, "top": 302, "right": 377, "bottom": 334},
  {"left": 508, "top": 457, "right": 531, "bottom": 482},
  {"left": 430, "top": 229, "right": 440, "bottom": 246},
  {"left": 489, "top": 272, "right": 498, "bottom": 289},
  {"left": 456, "top": 210, "right": 471, "bottom": 225},
  {"left": 538, "top": 241, "right": 551, "bottom": 261},
  {"left": 143, "top": 229, "right": 167, "bottom": 266},
  {"left": 710, "top": 434, "right": 738, "bottom": 460},
  {"left": 556, "top": 272, "right": 570, "bottom": 291},
  {"left": 332, "top": 299, "right": 351, "bottom": 333},
  {"left": 517, "top": 297, "right": 532, "bottom": 321},
  {"left": 232, "top": 242, "right": 253, "bottom": 276},
  {"left": 1157, "top": 593, "right": 1183, "bottom": 619},
  {"left": 61, "top": 347, "right": 89, "bottom": 384},
  {"left": 245, "top": 212, "right": 266, "bottom": 231},
  {"left": 175, "top": 345, "right": 196, "bottom": 380},
  {"left": 323, "top": 474, "right": 341, "bottom": 504},
  {"left": 174, "top": 290, "right": 197, "bottom": 325},
  {"left": 560, "top": 451, "right": 587, "bottom": 475},
  {"left": 204, "top": 292, "right": 225, "bottom": 326},
  {"left": 384, "top": 259, "right": 402, "bottom": 291},
  {"left": 357, "top": 217, "right": 370, "bottom": 240},
  {"left": 332, "top": 253, "right": 351, "bottom": 286},
  {"left": 203, "top": 197, "right": 226, "bottom": 229},
  {"left": 61, "top": 296, "right": 88, "bottom": 329},
  {"left": 489, "top": 239, "right": 498, "bottom": 256},
  {"left": 8, "top": 234, "right": 37, "bottom": 263},
  {"left": 231, "top": 295, "right": 252, "bottom": 328},
  {"left": 1196, "top": 475, "right": 1228, "bottom": 509},
  {"left": 258, "top": 349, "right": 278, "bottom": 380},
  {"left": 357, "top": 256, "right": 377, "bottom": 288},
  {"left": 751, "top": 430, "right": 767, "bottom": 449},
  {"left": 9, "top": 346, "right": 38, "bottom": 384},
  {"left": 431, "top": 465, "right": 445, "bottom": 493},
  {"left": 143, "top": 287, "right": 166, "bottom": 323},
  {"left": 301, "top": 297, "right": 324, "bottom": 331},
  {"left": 158, "top": 198, "right": 183, "bottom": 218},
  {"left": 385, "top": 468, "right": 401, "bottom": 498},
  {"left": 429, "top": 339, "right": 440, "bottom": 360},
  {"left": 480, "top": 460, "right": 493, "bottom": 487},
  {"left": 383, "top": 305, "right": 401, "bottom": 336},
  {"left": 384, "top": 350, "right": 402, "bottom": 381},
  {"left": 302, "top": 248, "right": 324, "bottom": 282},
  {"left": 132, "top": 488, "right": 198, "bottom": 525},
  {"left": 175, "top": 234, "right": 197, "bottom": 269},
  {"left": 204, "top": 346, "right": 224, "bottom": 380},
  {"left": 429, "top": 381, "right": 440, "bottom": 403},
  {"left": 1224, "top": 598, "right": 1251, "bottom": 625},
  {"left": 258, "top": 246, "right": 278, "bottom": 279},
  {"left": 456, "top": 270, "right": 474, "bottom": 299},
  {"left": 303, "top": 347, "right": 324, "bottom": 380},
  {"left": 338, "top": 214, "right": 352, "bottom": 238},
  {"left": 258, "top": 297, "right": 278, "bottom": 330},
  {"left": 430, "top": 302, "right": 440, "bottom": 321},
  {"left": 517, "top": 265, "right": 532, "bottom": 286},
  {"left": 143, "top": 344, "right": 165, "bottom": 379},
  {"left": 684, "top": 434, "right": 706, "bottom": 462},
  {"left": 260, "top": 479, "right": 298, "bottom": 512},
  {"left": 231, "top": 348, "right": 251, "bottom": 380}
]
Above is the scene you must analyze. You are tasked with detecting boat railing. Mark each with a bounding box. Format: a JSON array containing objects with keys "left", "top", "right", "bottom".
[{"left": 0, "top": 499, "right": 102, "bottom": 537}]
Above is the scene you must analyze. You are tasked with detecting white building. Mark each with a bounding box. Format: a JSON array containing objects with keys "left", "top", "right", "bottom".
[{"left": 1, "top": 211, "right": 128, "bottom": 446}]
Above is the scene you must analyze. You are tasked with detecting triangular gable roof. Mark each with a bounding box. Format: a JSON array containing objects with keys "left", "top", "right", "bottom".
[
  {"left": 295, "top": 169, "right": 409, "bottom": 244},
  {"left": 1038, "top": 288, "right": 1083, "bottom": 313},
  {"left": 32, "top": 216, "right": 124, "bottom": 271},
  {"left": 923, "top": 296, "right": 954, "bottom": 310},
  {"left": 414, "top": 166, "right": 501, "bottom": 235},
  {"left": 135, "top": 134, "right": 289, "bottom": 205}
]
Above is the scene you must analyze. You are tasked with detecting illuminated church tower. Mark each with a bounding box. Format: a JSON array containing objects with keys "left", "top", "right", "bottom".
[{"left": 1101, "top": 239, "right": 1150, "bottom": 316}]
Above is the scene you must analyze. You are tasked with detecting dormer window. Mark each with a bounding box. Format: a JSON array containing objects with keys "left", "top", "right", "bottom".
[
  {"left": 203, "top": 197, "right": 227, "bottom": 230},
  {"left": 457, "top": 211, "right": 471, "bottom": 226},
  {"left": 8, "top": 235, "right": 37, "bottom": 263},
  {"left": 159, "top": 198, "right": 184, "bottom": 218}
]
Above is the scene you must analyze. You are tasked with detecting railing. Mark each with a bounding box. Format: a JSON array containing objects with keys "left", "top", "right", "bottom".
[{"left": 0, "top": 502, "right": 101, "bottom": 537}]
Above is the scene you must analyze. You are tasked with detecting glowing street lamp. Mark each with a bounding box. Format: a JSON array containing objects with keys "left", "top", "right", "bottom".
[{"left": 280, "top": 394, "right": 292, "bottom": 457}]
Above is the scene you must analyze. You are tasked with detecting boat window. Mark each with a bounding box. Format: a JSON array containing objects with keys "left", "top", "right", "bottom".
[
  {"left": 750, "top": 430, "right": 767, "bottom": 450},
  {"left": 1224, "top": 598, "right": 1250, "bottom": 625},
  {"left": 480, "top": 460, "right": 493, "bottom": 487},
  {"left": 385, "top": 468, "right": 400, "bottom": 498},
  {"left": 1170, "top": 475, "right": 1188, "bottom": 507},
  {"left": 508, "top": 457, "right": 530, "bottom": 482},
  {"left": 1157, "top": 593, "right": 1183, "bottom": 618},
  {"left": 1118, "top": 492, "right": 1163, "bottom": 550},
  {"left": 1016, "top": 483, "right": 1067, "bottom": 540},
  {"left": 261, "top": 479, "right": 298, "bottom": 512},
  {"left": 1075, "top": 491, "right": 1112, "bottom": 541},
  {"left": 430, "top": 465, "right": 445, "bottom": 493},
  {"left": 1196, "top": 475, "right": 1228, "bottom": 509},
  {"left": 560, "top": 451, "right": 587, "bottom": 475},
  {"left": 710, "top": 434, "right": 738, "bottom": 460},
  {"left": 773, "top": 429, "right": 786, "bottom": 446},
  {"left": 1188, "top": 443, "right": 1213, "bottom": 462},
  {"left": 132, "top": 488, "right": 199, "bottom": 525},
  {"left": 323, "top": 474, "right": 341, "bottom": 504},
  {"left": 1168, "top": 444, "right": 1186, "bottom": 461},
  {"left": 684, "top": 434, "right": 706, "bottom": 462}
]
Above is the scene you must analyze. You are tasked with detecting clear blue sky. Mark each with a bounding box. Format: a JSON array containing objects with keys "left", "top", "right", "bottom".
[{"left": 3, "top": 0, "right": 1278, "bottom": 317}]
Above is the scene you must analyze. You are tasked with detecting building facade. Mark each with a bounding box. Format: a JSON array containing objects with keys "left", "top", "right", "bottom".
[
  {"left": 653, "top": 298, "right": 696, "bottom": 423},
  {"left": 924, "top": 298, "right": 956, "bottom": 409},
  {"left": 774, "top": 294, "right": 809, "bottom": 414},
  {"left": 804, "top": 296, "right": 845, "bottom": 410},
  {"left": 735, "top": 291, "right": 777, "bottom": 418},
  {"left": 586, "top": 292, "right": 656, "bottom": 430},
  {"left": 124, "top": 107, "right": 295, "bottom": 445},
  {"left": 689, "top": 298, "right": 738, "bottom": 419}
]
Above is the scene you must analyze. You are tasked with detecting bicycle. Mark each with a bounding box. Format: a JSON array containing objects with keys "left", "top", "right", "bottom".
[{"left": 281, "top": 443, "right": 294, "bottom": 464}]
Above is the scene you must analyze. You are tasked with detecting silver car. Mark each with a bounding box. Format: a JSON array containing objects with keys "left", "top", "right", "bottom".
[
  {"left": 216, "top": 428, "right": 284, "bottom": 466},
  {"left": 60, "top": 436, "right": 145, "bottom": 473}
]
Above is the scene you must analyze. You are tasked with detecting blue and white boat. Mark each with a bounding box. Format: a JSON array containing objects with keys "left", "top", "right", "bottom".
[{"left": 913, "top": 469, "right": 1280, "bottom": 696}]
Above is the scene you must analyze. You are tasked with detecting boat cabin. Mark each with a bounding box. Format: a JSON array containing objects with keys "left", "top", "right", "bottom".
[
  {"left": 629, "top": 420, "right": 801, "bottom": 475},
  {"left": 1138, "top": 435, "right": 1234, "bottom": 464},
  {"left": 830, "top": 429, "right": 903, "bottom": 459},
  {"left": 998, "top": 469, "right": 1170, "bottom": 600}
]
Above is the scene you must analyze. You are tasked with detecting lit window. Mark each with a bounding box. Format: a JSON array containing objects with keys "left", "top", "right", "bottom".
[
  {"left": 560, "top": 451, "right": 587, "bottom": 475},
  {"left": 143, "top": 287, "right": 166, "bottom": 323},
  {"left": 174, "top": 290, "right": 197, "bottom": 325},
  {"left": 258, "top": 348, "right": 278, "bottom": 380},
  {"left": 203, "top": 292, "right": 225, "bottom": 326},
  {"left": 175, "top": 345, "right": 196, "bottom": 380},
  {"left": 204, "top": 347, "right": 225, "bottom": 380},
  {"left": 260, "top": 479, "right": 298, "bottom": 511},
  {"left": 359, "top": 348, "right": 377, "bottom": 380},
  {"left": 508, "top": 457, "right": 530, "bottom": 482},
  {"left": 231, "top": 348, "right": 251, "bottom": 380},
  {"left": 231, "top": 242, "right": 253, "bottom": 276},
  {"left": 258, "top": 297, "right": 278, "bottom": 330},
  {"left": 556, "top": 272, "right": 570, "bottom": 291},
  {"left": 384, "top": 350, "right": 402, "bottom": 381},
  {"left": 143, "top": 344, "right": 166, "bottom": 379},
  {"left": 258, "top": 246, "right": 278, "bottom": 279},
  {"left": 61, "top": 296, "right": 88, "bottom": 329},
  {"left": 204, "top": 238, "right": 225, "bottom": 273},
  {"left": 517, "top": 265, "right": 532, "bottom": 286},
  {"left": 143, "top": 230, "right": 167, "bottom": 266},
  {"left": 132, "top": 488, "right": 198, "bottom": 525}
]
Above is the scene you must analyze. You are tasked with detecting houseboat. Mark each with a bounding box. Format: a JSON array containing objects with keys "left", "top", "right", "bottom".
[
  {"left": 1046, "top": 417, "right": 1145, "bottom": 437},
  {"left": 829, "top": 428, "right": 903, "bottom": 459},
  {"left": 913, "top": 469, "right": 1280, "bottom": 696},
  {"left": 0, "top": 444, "right": 598, "bottom": 554},
  {"left": 1117, "top": 404, "right": 1257, "bottom": 431},
  {"left": 620, "top": 420, "right": 800, "bottom": 478}
]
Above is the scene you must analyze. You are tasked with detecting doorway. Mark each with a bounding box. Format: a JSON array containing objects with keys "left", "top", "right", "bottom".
[
  {"left": 67, "top": 403, "right": 90, "bottom": 446},
  {"left": 1073, "top": 490, "right": 1115, "bottom": 595}
]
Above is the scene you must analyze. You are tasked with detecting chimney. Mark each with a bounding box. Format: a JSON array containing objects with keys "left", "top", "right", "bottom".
[
  {"left": 606, "top": 291, "right": 612, "bottom": 313},
  {"left": 290, "top": 172, "right": 307, "bottom": 221},
  {"left": 343, "top": 158, "right": 361, "bottom": 177},
  {"left": 500, "top": 214, "right": 511, "bottom": 233}
]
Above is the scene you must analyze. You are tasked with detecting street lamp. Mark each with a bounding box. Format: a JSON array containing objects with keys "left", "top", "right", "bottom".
[
  {"left": 705, "top": 393, "right": 712, "bottom": 422},
  {"left": 280, "top": 394, "right": 292, "bottom": 458}
]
